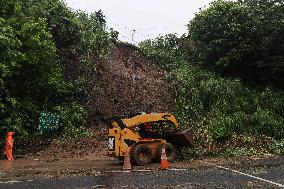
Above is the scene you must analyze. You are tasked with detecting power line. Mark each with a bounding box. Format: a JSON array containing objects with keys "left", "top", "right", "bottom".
[{"left": 107, "top": 22, "right": 173, "bottom": 44}]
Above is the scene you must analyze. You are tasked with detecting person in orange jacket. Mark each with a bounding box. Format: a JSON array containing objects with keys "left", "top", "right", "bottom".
[{"left": 4, "top": 132, "right": 15, "bottom": 161}]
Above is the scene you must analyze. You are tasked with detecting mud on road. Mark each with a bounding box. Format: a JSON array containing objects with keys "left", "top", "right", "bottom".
[{"left": 1, "top": 155, "right": 284, "bottom": 188}]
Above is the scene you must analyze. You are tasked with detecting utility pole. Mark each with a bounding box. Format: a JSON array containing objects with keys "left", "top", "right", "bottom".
[{"left": 131, "top": 29, "right": 136, "bottom": 43}]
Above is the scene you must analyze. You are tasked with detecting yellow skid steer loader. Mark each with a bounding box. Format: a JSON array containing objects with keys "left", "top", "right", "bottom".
[{"left": 107, "top": 113, "right": 193, "bottom": 165}]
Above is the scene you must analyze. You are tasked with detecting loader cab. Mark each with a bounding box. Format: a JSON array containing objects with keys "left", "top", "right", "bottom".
[
  {"left": 138, "top": 122, "right": 160, "bottom": 139},
  {"left": 137, "top": 121, "right": 177, "bottom": 138}
]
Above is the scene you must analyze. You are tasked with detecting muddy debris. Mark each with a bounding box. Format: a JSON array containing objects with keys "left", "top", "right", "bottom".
[
  {"left": 87, "top": 43, "right": 175, "bottom": 127},
  {"left": 14, "top": 128, "right": 112, "bottom": 161}
]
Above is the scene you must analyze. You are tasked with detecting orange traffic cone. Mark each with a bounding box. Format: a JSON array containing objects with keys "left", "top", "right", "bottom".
[
  {"left": 123, "top": 146, "right": 132, "bottom": 170},
  {"left": 160, "top": 145, "right": 169, "bottom": 170}
]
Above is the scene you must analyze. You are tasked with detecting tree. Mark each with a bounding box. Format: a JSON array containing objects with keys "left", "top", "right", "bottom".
[
  {"left": 139, "top": 34, "right": 189, "bottom": 71},
  {"left": 188, "top": 0, "right": 284, "bottom": 88},
  {"left": 0, "top": 1, "right": 57, "bottom": 134},
  {"left": 0, "top": 0, "right": 115, "bottom": 136}
]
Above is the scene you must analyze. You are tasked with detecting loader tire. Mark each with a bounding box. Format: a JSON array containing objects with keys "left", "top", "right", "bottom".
[
  {"left": 131, "top": 144, "right": 152, "bottom": 165},
  {"left": 158, "top": 143, "right": 176, "bottom": 163}
]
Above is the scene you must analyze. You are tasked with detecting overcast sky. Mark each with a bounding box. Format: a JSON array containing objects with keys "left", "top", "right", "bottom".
[{"left": 64, "top": 0, "right": 213, "bottom": 44}]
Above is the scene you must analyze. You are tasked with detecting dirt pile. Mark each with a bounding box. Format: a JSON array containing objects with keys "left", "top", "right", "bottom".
[
  {"left": 88, "top": 43, "right": 175, "bottom": 127},
  {"left": 16, "top": 128, "right": 111, "bottom": 161}
]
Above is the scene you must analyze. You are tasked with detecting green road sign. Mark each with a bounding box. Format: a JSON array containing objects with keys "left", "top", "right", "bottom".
[{"left": 38, "top": 111, "right": 60, "bottom": 134}]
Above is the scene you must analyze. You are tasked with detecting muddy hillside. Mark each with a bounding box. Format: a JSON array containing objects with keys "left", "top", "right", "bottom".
[{"left": 88, "top": 43, "right": 175, "bottom": 127}]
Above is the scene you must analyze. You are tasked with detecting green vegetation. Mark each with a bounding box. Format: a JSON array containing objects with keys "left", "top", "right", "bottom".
[
  {"left": 1, "top": 0, "right": 283, "bottom": 157},
  {"left": 0, "top": 0, "right": 116, "bottom": 138},
  {"left": 140, "top": 0, "right": 284, "bottom": 155},
  {"left": 189, "top": 0, "right": 284, "bottom": 88}
]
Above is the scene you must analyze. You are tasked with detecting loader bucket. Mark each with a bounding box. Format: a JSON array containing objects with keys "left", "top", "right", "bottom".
[{"left": 165, "top": 129, "right": 193, "bottom": 147}]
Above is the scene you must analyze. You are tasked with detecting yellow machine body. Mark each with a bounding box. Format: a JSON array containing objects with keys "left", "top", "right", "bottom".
[{"left": 107, "top": 113, "right": 192, "bottom": 162}]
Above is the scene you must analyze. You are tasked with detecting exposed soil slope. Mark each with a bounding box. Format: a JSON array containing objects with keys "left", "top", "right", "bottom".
[{"left": 88, "top": 43, "right": 175, "bottom": 127}]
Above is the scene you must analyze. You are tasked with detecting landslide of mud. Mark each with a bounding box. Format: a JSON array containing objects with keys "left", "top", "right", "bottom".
[
  {"left": 12, "top": 128, "right": 111, "bottom": 161},
  {"left": 87, "top": 43, "right": 175, "bottom": 127},
  {"left": 0, "top": 43, "right": 175, "bottom": 160}
]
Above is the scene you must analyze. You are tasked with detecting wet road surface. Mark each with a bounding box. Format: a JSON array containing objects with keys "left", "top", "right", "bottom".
[{"left": 1, "top": 156, "right": 284, "bottom": 188}]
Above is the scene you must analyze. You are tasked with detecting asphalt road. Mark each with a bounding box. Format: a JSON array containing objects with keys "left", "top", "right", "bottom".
[{"left": 1, "top": 157, "right": 284, "bottom": 189}]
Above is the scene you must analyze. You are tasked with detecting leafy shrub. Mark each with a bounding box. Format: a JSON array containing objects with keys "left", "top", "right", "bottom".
[
  {"left": 252, "top": 109, "right": 284, "bottom": 139},
  {"left": 270, "top": 139, "right": 284, "bottom": 155},
  {"left": 53, "top": 102, "right": 86, "bottom": 129},
  {"left": 61, "top": 126, "right": 93, "bottom": 141},
  {"left": 209, "top": 116, "right": 233, "bottom": 142}
]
